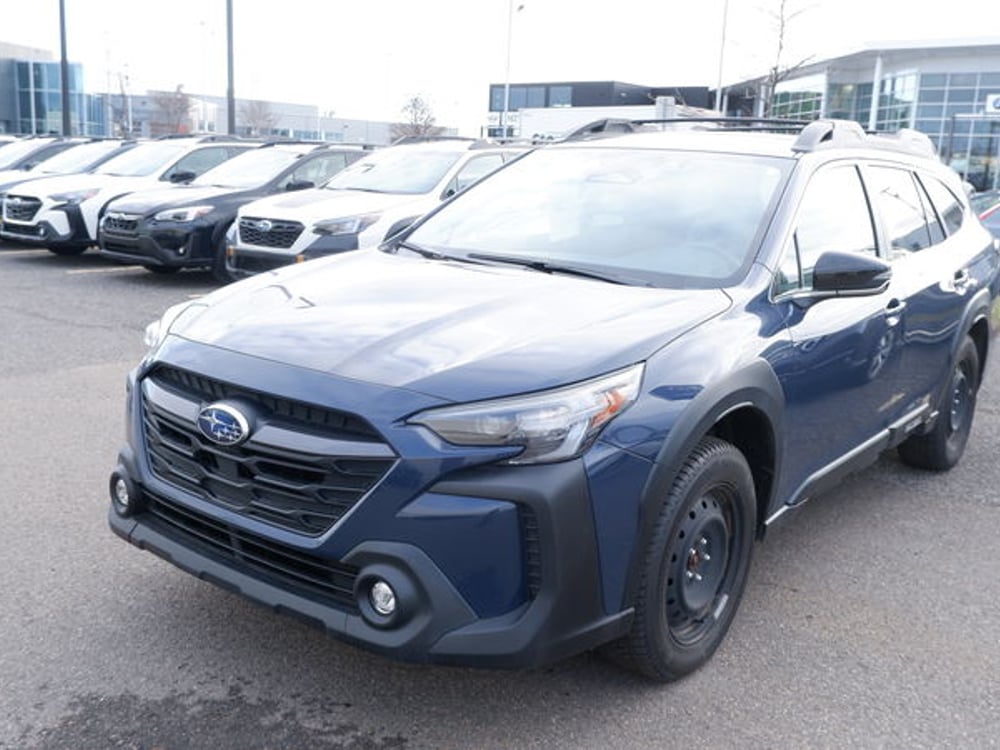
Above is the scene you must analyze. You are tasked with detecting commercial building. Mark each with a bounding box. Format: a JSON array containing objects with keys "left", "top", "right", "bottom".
[
  {"left": 485, "top": 81, "right": 712, "bottom": 138},
  {"left": 725, "top": 38, "right": 1000, "bottom": 191}
]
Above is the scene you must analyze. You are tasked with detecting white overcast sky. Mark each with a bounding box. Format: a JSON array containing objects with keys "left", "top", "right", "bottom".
[{"left": 4, "top": 0, "right": 999, "bottom": 134}]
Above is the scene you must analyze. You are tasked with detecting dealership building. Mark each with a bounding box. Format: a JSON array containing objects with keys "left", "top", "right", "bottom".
[{"left": 724, "top": 37, "right": 1000, "bottom": 191}]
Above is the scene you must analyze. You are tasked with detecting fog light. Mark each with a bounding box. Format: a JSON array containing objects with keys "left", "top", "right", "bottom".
[
  {"left": 370, "top": 580, "right": 396, "bottom": 616},
  {"left": 109, "top": 471, "right": 141, "bottom": 516}
]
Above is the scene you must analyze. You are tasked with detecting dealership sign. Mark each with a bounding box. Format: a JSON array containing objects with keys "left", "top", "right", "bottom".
[{"left": 985, "top": 93, "right": 1000, "bottom": 116}]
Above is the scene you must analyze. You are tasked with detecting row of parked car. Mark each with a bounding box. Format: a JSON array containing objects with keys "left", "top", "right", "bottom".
[{"left": 0, "top": 132, "right": 529, "bottom": 282}]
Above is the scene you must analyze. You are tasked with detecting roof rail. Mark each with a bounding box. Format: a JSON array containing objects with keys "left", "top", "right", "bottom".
[
  {"left": 634, "top": 117, "right": 812, "bottom": 133},
  {"left": 791, "top": 120, "right": 866, "bottom": 152},
  {"left": 561, "top": 119, "right": 642, "bottom": 141}
]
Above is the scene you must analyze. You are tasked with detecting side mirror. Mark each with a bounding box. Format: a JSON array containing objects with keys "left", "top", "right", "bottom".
[
  {"left": 285, "top": 179, "right": 315, "bottom": 191},
  {"left": 168, "top": 170, "right": 197, "bottom": 184},
  {"left": 812, "top": 251, "right": 891, "bottom": 295}
]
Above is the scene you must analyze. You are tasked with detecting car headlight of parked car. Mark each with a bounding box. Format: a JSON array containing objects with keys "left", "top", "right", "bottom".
[
  {"left": 153, "top": 205, "right": 214, "bottom": 222},
  {"left": 409, "top": 363, "right": 645, "bottom": 464},
  {"left": 313, "top": 213, "right": 381, "bottom": 236},
  {"left": 49, "top": 188, "right": 100, "bottom": 206},
  {"left": 142, "top": 301, "right": 207, "bottom": 358}
]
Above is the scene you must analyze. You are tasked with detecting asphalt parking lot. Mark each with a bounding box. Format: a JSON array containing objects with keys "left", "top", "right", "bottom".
[{"left": 1, "top": 244, "right": 998, "bottom": 750}]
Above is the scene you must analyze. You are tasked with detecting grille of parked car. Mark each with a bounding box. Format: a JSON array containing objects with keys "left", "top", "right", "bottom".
[
  {"left": 102, "top": 213, "right": 141, "bottom": 235},
  {"left": 238, "top": 216, "right": 305, "bottom": 248},
  {"left": 143, "top": 489, "right": 360, "bottom": 612},
  {"left": 3, "top": 195, "right": 42, "bottom": 222},
  {"left": 140, "top": 366, "right": 395, "bottom": 536}
]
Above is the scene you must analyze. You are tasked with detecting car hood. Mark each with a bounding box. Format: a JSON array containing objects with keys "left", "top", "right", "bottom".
[
  {"left": 106, "top": 185, "right": 234, "bottom": 215},
  {"left": 171, "top": 250, "right": 731, "bottom": 400},
  {"left": 238, "top": 188, "right": 429, "bottom": 223},
  {"left": 5, "top": 172, "right": 162, "bottom": 199}
]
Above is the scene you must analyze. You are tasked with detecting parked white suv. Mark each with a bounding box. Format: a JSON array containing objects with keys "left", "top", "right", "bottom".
[
  {"left": 0, "top": 136, "right": 255, "bottom": 255},
  {"left": 224, "top": 138, "right": 529, "bottom": 279}
]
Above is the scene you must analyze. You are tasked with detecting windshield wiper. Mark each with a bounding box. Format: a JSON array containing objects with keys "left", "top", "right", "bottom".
[
  {"left": 395, "top": 240, "right": 451, "bottom": 260},
  {"left": 467, "top": 252, "right": 636, "bottom": 285}
]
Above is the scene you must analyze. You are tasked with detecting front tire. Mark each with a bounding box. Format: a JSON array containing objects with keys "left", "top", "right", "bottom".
[
  {"left": 605, "top": 436, "right": 756, "bottom": 682},
  {"left": 898, "top": 335, "right": 980, "bottom": 471}
]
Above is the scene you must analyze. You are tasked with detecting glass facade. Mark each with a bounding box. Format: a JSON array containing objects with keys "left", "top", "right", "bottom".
[
  {"left": 489, "top": 84, "right": 576, "bottom": 112},
  {"left": 12, "top": 60, "right": 103, "bottom": 135}
]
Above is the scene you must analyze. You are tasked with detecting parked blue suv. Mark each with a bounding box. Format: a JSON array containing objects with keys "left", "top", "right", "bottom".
[{"left": 108, "top": 119, "right": 1000, "bottom": 681}]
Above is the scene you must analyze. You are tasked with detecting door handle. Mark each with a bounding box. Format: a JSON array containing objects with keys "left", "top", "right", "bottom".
[
  {"left": 884, "top": 297, "right": 905, "bottom": 327},
  {"left": 951, "top": 269, "right": 974, "bottom": 293}
]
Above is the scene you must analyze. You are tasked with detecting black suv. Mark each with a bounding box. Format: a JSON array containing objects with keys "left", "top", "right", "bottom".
[{"left": 98, "top": 142, "right": 369, "bottom": 279}]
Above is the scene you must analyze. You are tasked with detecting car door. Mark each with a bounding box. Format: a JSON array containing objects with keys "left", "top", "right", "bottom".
[
  {"left": 863, "top": 163, "right": 988, "bottom": 416},
  {"left": 770, "top": 162, "right": 908, "bottom": 504}
]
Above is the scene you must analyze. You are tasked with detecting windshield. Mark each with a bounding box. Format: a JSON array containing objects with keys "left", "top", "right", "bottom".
[
  {"left": 192, "top": 147, "right": 302, "bottom": 188},
  {"left": 405, "top": 146, "right": 790, "bottom": 288},
  {"left": 36, "top": 140, "right": 126, "bottom": 174},
  {"left": 95, "top": 142, "right": 187, "bottom": 177},
  {"left": 323, "top": 147, "right": 463, "bottom": 194},
  {"left": 0, "top": 138, "right": 54, "bottom": 170}
]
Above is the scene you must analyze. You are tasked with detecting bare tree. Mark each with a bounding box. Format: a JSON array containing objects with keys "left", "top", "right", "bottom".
[
  {"left": 759, "top": 0, "right": 814, "bottom": 117},
  {"left": 391, "top": 96, "right": 445, "bottom": 141},
  {"left": 239, "top": 99, "right": 280, "bottom": 137},
  {"left": 151, "top": 85, "right": 192, "bottom": 135}
]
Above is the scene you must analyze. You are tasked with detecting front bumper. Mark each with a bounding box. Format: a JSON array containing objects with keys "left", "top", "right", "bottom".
[
  {"left": 226, "top": 233, "right": 359, "bottom": 279},
  {"left": 109, "top": 449, "right": 633, "bottom": 668},
  {"left": 0, "top": 205, "right": 84, "bottom": 246},
  {"left": 99, "top": 222, "right": 214, "bottom": 269}
]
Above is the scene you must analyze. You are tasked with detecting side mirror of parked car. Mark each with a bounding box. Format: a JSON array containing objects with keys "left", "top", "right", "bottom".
[
  {"left": 812, "top": 251, "right": 892, "bottom": 295},
  {"left": 285, "top": 179, "right": 315, "bottom": 192},
  {"left": 168, "top": 170, "right": 197, "bottom": 184}
]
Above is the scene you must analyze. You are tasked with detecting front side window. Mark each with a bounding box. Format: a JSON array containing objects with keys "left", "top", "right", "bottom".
[
  {"left": 406, "top": 146, "right": 790, "bottom": 288},
  {"left": 919, "top": 174, "right": 964, "bottom": 236},
  {"left": 164, "top": 147, "right": 234, "bottom": 181},
  {"left": 444, "top": 154, "right": 505, "bottom": 197},
  {"left": 777, "top": 165, "right": 876, "bottom": 294}
]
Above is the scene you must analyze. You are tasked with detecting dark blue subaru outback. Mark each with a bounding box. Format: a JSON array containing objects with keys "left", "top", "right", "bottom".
[{"left": 109, "top": 120, "right": 1000, "bottom": 681}]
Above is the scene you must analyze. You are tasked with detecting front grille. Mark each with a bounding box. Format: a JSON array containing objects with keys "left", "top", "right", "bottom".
[
  {"left": 143, "top": 490, "right": 360, "bottom": 612},
  {"left": 4, "top": 195, "right": 41, "bottom": 222},
  {"left": 141, "top": 366, "right": 395, "bottom": 536},
  {"left": 103, "top": 213, "right": 140, "bottom": 235},
  {"left": 239, "top": 216, "right": 304, "bottom": 249}
]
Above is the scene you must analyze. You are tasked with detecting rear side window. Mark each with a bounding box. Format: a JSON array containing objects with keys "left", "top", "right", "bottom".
[
  {"left": 867, "top": 166, "right": 939, "bottom": 255},
  {"left": 919, "top": 174, "right": 964, "bottom": 236},
  {"left": 777, "top": 165, "right": 876, "bottom": 294}
]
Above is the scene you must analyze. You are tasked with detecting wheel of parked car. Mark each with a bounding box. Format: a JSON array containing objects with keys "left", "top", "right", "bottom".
[
  {"left": 898, "top": 335, "right": 980, "bottom": 471},
  {"left": 46, "top": 244, "right": 89, "bottom": 256},
  {"left": 211, "top": 222, "right": 235, "bottom": 284},
  {"left": 604, "top": 436, "right": 756, "bottom": 681}
]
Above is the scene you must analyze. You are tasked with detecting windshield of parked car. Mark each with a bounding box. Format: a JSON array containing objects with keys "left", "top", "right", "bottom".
[
  {"left": 323, "top": 147, "right": 463, "bottom": 194},
  {"left": 192, "top": 147, "right": 306, "bottom": 188},
  {"left": 34, "top": 140, "right": 127, "bottom": 174},
  {"left": 404, "top": 146, "right": 790, "bottom": 288},
  {"left": 95, "top": 142, "right": 188, "bottom": 177},
  {"left": 0, "top": 138, "right": 55, "bottom": 170},
  {"left": 970, "top": 191, "right": 1000, "bottom": 214}
]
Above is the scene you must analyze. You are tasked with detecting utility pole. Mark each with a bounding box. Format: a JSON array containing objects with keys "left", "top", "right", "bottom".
[
  {"left": 226, "top": 0, "right": 236, "bottom": 135},
  {"left": 59, "top": 0, "right": 71, "bottom": 134}
]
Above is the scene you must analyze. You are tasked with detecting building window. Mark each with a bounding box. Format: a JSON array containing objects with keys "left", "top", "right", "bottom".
[{"left": 549, "top": 86, "right": 572, "bottom": 107}]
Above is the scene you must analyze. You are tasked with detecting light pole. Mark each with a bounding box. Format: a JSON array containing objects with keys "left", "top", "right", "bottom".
[
  {"left": 501, "top": 0, "right": 524, "bottom": 138},
  {"left": 716, "top": 0, "right": 729, "bottom": 114}
]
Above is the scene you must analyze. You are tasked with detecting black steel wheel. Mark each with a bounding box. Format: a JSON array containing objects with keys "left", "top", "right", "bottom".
[
  {"left": 898, "top": 335, "right": 980, "bottom": 471},
  {"left": 604, "top": 436, "right": 756, "bottom": 682}
]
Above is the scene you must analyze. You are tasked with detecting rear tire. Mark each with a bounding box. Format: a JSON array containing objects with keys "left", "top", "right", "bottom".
[
  {"left": 603, "top": 436, "right": 756, "bottom": 682},
  {"left": 898, "top": 335, "right": 980, "bottom": 471}
]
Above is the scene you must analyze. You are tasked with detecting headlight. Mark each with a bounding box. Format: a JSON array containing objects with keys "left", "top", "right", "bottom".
[
  {"left": 313, "top": 213, "right": 380, "bottom": 236},
  {"left": 142, "top": 301, "right": 207, "bottom": 356},
  {"left": 409, "top": 363, "right": 644, "bottom": 465},
  {"left": 49, "top": 188, "right": 99, "bottom": 206},
  {"left": 153, "top": 205, "right": 214, "bottom": 222}
]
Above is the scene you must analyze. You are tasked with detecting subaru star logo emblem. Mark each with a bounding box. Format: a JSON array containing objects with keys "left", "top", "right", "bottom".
[
  {"left": 197, "top": 403, "right": 251, "bottom": 446},
  {"left": 254, "top": 219, "right": 273, "bottom": 232}
]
